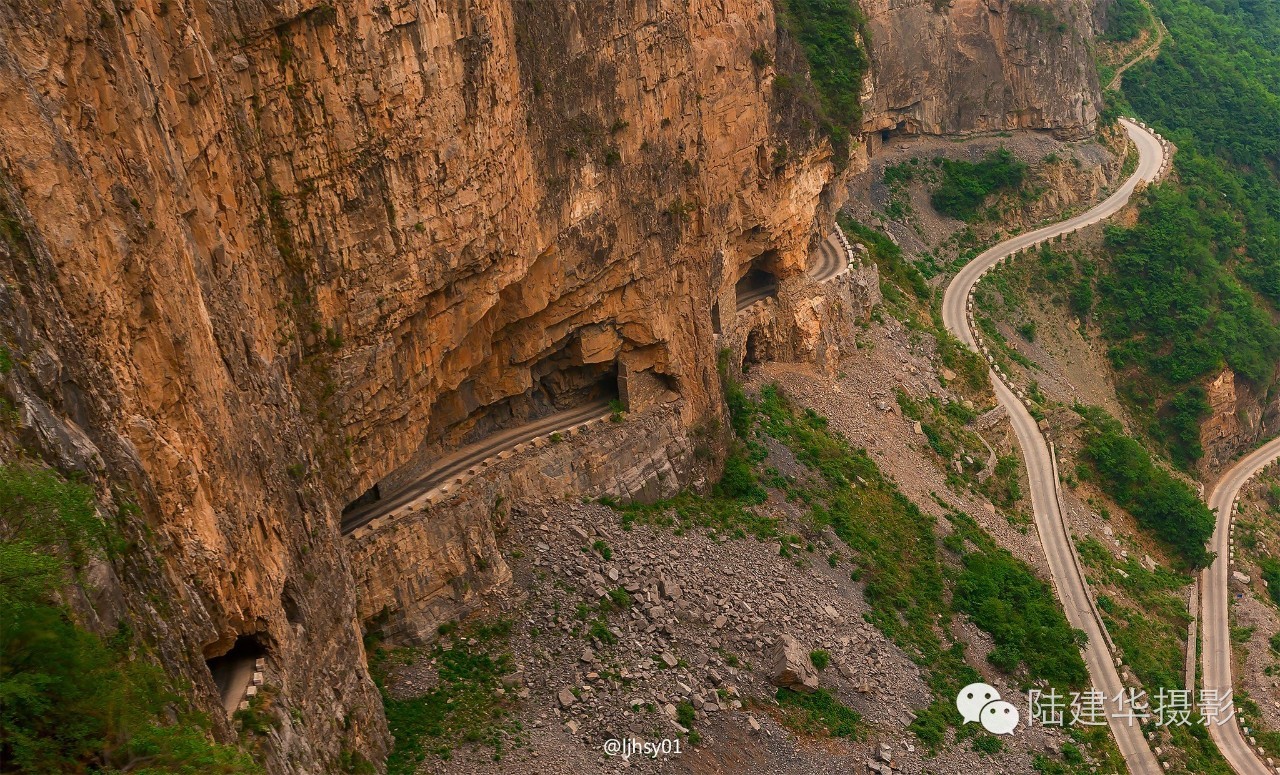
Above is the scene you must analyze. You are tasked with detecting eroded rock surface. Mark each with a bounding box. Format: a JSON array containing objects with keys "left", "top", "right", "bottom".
[{"left": 0, "top": 0, "right": 1103, "bottom": 768}]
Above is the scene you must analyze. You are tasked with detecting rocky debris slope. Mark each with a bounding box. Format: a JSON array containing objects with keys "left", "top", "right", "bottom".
[{"left": 378, "top": 318, "right": 1096, "bottom": 774}]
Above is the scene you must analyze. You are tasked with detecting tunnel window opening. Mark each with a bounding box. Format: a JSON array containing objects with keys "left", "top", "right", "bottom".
[
  {"left": 735, "top": 250, "right": 779, "bottom": 311},
  {"left": 342, "top": 483, "right": 381, "bottom": 518},
  {"left": 745, "top": 329, "right": 765, "bottom": 367},
  {"left": 205, "top": 635, "right": 266, "bottom": 714},
  {"left": 281, "top": 583, "right": 304, "bottom": 625},
  {"left": 711, "top": 302, "right": 722, "bottom": 335}
]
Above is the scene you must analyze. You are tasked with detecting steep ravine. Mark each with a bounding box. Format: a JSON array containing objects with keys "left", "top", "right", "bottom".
[{"left": 0, "top": 0, "right": 1104, "bottom": 770}]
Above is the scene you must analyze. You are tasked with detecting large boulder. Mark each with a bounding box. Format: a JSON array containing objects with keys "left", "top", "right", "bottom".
[{"left": 768, "top": 634, "right": 819, "bottom": 693}]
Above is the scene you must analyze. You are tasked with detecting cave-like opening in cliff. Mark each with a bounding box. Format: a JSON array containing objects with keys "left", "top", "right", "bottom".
[
  {"left": 880, "top": 120, "right": 908, "bottom": 144},
  {"left": 205, "top": 634, "right": 266, "bottom": 716},
  {"left": 711, "top": 302, "right": 722, "bottom": 335},
  {"left": 339, "top": 335, "right": 623, "bottom": 534},
  {"left": 744, "top": 328, "right": 766, "bottom": 368},
  {"left": 735, "top": 250, "right": 779, "bottom": 311},
  {"left": 444, "top": 345, "right": 619, "bottom": 449},
  {"left": 342, "top": 483, "right": 382, "bottom": 518}
]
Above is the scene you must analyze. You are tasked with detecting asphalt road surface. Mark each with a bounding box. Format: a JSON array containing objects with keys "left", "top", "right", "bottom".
[
  {"left": 736, "top": 278, "right": 778, "bottom": 311},
  {"left": 341, "top": 398, "right": 612, "bottom": 534},
  {"left": 807, "top": 231, "right": 848, "bottom": 283},
  {"left": 1201, "top": 435, "right": 1280, "bottom": 775},
  {"left": 942, "top": 118, "right": 1165, "bottom": 774}
]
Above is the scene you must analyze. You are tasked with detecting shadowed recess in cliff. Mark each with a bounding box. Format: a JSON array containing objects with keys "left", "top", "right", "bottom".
[
  {"left": 341, "top": 335, "right": 622, "bottom": 532},
  {"left": 735, "top": 249, "right": 781, "bottom": 311},
  {"left": 204, "top": 634, "right": 268, "bottom": 717}
]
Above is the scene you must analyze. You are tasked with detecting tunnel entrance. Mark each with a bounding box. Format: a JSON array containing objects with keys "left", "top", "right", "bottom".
[
  {"left": 342, "top": 483, "right": 381, "bottom": 519},
  {"left": 340, "top": 329, "right": 623, "bottom": 533},
  {"left": 711, "top": 302, "right": 722, "bottom": 335},
  {"left": 735, "top": 250, "right": 779, "bottom": 311},
  {"left": 205, "top": 634, "right": 266, "bottom": 716}
]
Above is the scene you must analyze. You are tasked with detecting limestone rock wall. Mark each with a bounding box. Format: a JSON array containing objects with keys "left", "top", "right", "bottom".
[
  {"left": 0, "top": 0, "right": 1103, "bottom": 768},
  {"left": 860, "top": 0, "right": 1101, "bottom": 142},
  {"left": 1201, "top": 369, "right": 1280, "bottom": 475},
  {"left": 0, "top": 0, "right": 836, "bottom": 769}
]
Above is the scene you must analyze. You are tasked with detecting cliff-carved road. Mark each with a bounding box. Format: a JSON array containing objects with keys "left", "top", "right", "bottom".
[
  {"left": 341, "top": 399, "right": 612, "bottom": 535},
  {"left": 943, "top": 118, "right": 1166, "bottom": 774},
  {"left": 349, "top": 232, "right": 856, "bottom": 537},
  {"left": 807, "top": 231, "right": 851, "bottom": 283},
  {"left": 1201, "top": 436, "right": 1280, "bottom": 775}
]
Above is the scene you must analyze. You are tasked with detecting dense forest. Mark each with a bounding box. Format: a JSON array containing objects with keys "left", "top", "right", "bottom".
[{"left": 1092, "top": 0, "right": 1280, "bottom": 466}]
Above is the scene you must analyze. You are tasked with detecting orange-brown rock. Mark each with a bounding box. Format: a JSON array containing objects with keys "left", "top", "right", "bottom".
[
  {"left": 0, "top": 0, "right": 1104, "bottom": 769},
  {"left": 860, "top": 0, "right": 1101, "bottom": 143}
]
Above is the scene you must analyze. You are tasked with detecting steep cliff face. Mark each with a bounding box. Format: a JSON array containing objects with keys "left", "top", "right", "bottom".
[
  {"left": 0, "top": 0, "right": 837, "bottom": 769},
  {"left": 859, "top": 0, "right": 1101, "bottom": 142},
  {"left": 1200, "top": 369, "right": 1280, "bottom": 475},
  {"left": 0, "top": 0, "right": 1104, "bottom": 769}
]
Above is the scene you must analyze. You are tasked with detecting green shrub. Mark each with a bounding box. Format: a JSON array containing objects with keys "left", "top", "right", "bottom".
[
  {"left": 809, "top": 649, "right": 830, "bottom": 670},
  {"left": 1079, "top": 411, "right": 1215, "bottom": 568},
  {"left": 1260, "top": 558, "right": 1280, "bottom": 608},
  {"left": 676, "top": 700, "right": 696, "bottom": 730},
  {"left": 931, "top": 149, "right": 1027, "bottom": 221},
  {"left": 972, "top": 734, "right": 1005, "bottom": 754},
  {"left": 715, "top": 449, "right": 767, "bottom": 502}
]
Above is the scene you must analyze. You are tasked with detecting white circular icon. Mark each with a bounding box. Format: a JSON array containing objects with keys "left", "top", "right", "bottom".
[
  {"left": 956, "top": 682, "right": 1000, "bottom": 724},
  {"left": 980, "top": 700, "right": 1020, "bottom": 735}
]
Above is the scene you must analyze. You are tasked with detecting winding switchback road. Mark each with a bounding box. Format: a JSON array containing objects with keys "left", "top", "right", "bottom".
[
  {"left": 807, "top": 231, "right": 850, "bottom": 283},
  {"left": 942, "top": 118, "right": 1166, "bottom": 774},
  {"left": 1201, "top": 435, "right": 1280, "bottom": 775}
]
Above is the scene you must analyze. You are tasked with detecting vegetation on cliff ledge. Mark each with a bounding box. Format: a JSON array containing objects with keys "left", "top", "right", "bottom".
[
  {"left": 775, "top": 0, "right": 869, "bottom": 162},
  {"left": 0, "top": 463, "right": 257, "bottom": 773}
]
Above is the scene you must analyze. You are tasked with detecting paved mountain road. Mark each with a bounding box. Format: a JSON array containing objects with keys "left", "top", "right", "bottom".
[
  {"left": 1201, "top": 435, "right": 1280, "bottom": 775},
  {"left": 341, "top": 399, "right": 612, "bottom": 535},
  {"left": 942, "top": 118, "right": 1165, "bottom": 775}
]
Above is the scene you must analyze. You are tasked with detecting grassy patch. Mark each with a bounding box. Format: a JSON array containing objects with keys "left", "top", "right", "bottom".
[
  {"left": 370, "top": 619, "right": 522, "bottom": 772},
  {"left": 774, "top": 688, "right": 861, "bottom": 739},
  {"left": 931, "top": 149, "right": 1028, "bottom": 222}
]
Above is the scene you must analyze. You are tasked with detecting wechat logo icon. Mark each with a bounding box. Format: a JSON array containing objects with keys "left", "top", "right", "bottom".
[{"left": 957, "top": 682, "right": 1020, "bottom": 735}]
